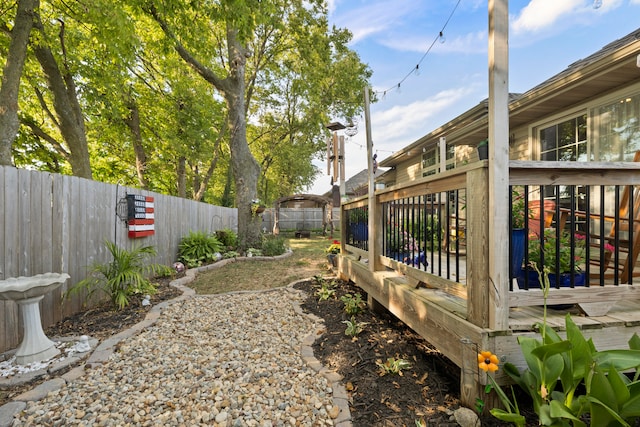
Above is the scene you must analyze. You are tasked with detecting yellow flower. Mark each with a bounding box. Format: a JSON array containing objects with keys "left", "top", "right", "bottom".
[{"left": 478, "top": 351, "right": 499, "bottom": 372}]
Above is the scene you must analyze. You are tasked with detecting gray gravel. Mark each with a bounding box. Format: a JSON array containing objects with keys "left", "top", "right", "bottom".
[{"left": 11, "top": 287, "right": 349, "bottom": 426}]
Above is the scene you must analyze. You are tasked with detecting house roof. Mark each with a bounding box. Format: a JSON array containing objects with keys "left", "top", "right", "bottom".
[
  {"left": 379, "top": 27, "right": 640, "bottom": 168},
  {"left": 322, "top": 168, "right": 386, "bottom": 199}
]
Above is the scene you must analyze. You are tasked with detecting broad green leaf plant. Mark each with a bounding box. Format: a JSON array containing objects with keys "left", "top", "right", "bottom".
[{"left": 481, "top": 264, "right": 640, "bottom": 426}]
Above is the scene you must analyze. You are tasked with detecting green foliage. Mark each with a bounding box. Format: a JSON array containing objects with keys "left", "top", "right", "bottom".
[
  {"left": 216, "top": 228, "right": 238, "bottom": 249},
  {"left": 342, "top": 316, "right": 367, "bottom": 337},
  {"left": 528, "top": 229, "right": 586, "bottom": 274},
  {"left": 341, "top": 293, "right": 365, "bottom": 315},
  {"left": 315, "top": 279, "right": 337, "bottom": 301},
  {"left": 67, "top": 241, "right": 171, "bottom": 310},
  {"left": 485, "top": 266, "right": 640, "bottom": 426},
  {"left": 178, "top": 231, "right": 223, "bottom": 268},
  {"left": 261, "top": 235, "right": 286, "bottom": 256},
  {"left": 511, "top": 187, "right": 528, "bottom": 229},
  {"left": 246, "top": 247, "right": 262, "bottom": 257},
  {"left": 349, "top": 208, "right": 368, "bottom": 223},
  {"left": 376, "top": 357, "right": 411, "bottom": 376},
  {"left": 223, "top": 251, "right": 240, "bottom": 259}
]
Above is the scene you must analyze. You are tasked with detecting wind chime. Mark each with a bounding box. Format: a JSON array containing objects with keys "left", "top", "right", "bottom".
[{"left": 326, "top": 119, "right": 358, "bottom": 205}]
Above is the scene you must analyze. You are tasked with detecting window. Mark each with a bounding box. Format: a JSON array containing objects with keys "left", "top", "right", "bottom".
[
  {"left": 536, "top": 114, "right": 588, "bottom": 213},
  {"left": 421, "top": 144, "right": 455, "bottom": 177},
  {"left": 538, "top": 114, "right": 587, "bottom": 162},
  {"left": 591, "top": 93, "right": 640, "bottom": 161}
]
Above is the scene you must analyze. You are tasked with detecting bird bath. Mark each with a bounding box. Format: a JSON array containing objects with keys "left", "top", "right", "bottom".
[{"left": 0, "top": 273, "right": 70, "bottom": 365}]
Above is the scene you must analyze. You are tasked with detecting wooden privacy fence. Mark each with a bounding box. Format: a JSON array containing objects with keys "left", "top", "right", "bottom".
[
  {"left": 0, "top": 166, "right": 237, "bottom": 354},
  {"left": 260, "top": 207, "right": 341, "bottom": 233}
]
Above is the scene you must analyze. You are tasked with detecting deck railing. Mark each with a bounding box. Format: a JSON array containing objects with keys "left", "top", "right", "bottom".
[{"left": 340, "top": 160, "right": 640, "bottom": 325}]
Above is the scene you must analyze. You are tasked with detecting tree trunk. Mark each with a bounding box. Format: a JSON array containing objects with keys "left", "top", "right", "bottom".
[
  {"left": 177, "top": 156, "right": 186, "bottom": 198},
  {"left": 0, "top": 0, "right": 38, "bottom": 166},
  {"left": 32, "top": 15, "right": 92, "bottom": 179},
  {"left": 124, "top": 99, "right": 149, "bottom": 189},
  {"left": 146, "top": 6, "right": 261, "bottom": 249},
  {"left": 225, "top": 29, "right": 261, "bottom": 250}
]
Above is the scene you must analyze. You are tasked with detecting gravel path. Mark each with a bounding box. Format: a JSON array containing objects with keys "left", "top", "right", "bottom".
[{"left": 9, "top": 286, "right": 350, "bottom": 426}]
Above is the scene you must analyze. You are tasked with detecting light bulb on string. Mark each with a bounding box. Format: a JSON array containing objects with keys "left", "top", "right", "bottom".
[
  {"left": 439, "top": 31, "right": 446, "bottom": 44},
  {"left": 593, "top": 0, "right": 602, "bottom": 9},
  {"left": 396, "top": 83, "right": 401, "bottom": 94},
  {"left": 414, "top": 64, "right": 420, "bottom": 76}
]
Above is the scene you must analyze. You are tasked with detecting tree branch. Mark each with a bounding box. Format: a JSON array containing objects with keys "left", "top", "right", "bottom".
[{"left": 146, "top": 3, "right": 230, "bottom": 93}]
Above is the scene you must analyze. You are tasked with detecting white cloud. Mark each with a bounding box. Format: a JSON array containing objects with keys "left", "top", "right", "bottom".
[
  {"left": 380, "top": 31, "right": 487, "bottom": 55},
  {"left": 331, "top": 1, "right": 419, "bottom": 44},
  {"left": 511, "top": 0, "right": 584, "bottom": 34},
  {"left": 511, "top": 0, "right": 627, "bottom": 35},
  {"left": 326, "top": 0, "right": 337, "bottom": 15},
  {"left": 371, "top": 86, "right": 477, "bottom": 150}
]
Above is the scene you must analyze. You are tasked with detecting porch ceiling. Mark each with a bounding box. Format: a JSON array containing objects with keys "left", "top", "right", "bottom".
[{"left": 509, "top": 53, "right": 640, "bottom": 127}]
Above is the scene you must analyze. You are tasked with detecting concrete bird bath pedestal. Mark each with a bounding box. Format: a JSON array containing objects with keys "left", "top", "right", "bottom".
[{"left": 0, "top": 273, "right": 70, "bottom": 365}]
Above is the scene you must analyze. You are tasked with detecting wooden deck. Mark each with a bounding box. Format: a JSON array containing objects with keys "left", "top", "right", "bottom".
[{"left": 338, "top": 254, "right": 640, "bottom": 386}]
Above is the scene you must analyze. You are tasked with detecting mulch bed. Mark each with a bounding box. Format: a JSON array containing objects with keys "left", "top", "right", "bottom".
[{"left": 293, "top": 278, "right": 512, "bottom": 426}]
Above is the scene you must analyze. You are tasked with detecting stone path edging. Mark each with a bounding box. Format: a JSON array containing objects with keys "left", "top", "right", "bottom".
[{"left": 0, "top": 253, "right": 352, "bottom": 427}]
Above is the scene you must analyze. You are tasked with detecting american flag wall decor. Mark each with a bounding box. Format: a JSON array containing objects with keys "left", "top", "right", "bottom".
[{"left": 126, "top": 194, "right": 155, "bottom": 238}]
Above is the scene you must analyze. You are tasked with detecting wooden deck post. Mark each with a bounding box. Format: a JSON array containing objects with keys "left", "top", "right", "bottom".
[
  {"left": 364, "top": 87, "right": 383, "bottom": 273},
  {"left": 466, "top": 167, "right": 490, "bottom": 328},
  {"left": 487, "top": 0, "right": 510, "bottom": 331},
  {"left": 459, "top": 0, "right": 510, "bottom": 410}
]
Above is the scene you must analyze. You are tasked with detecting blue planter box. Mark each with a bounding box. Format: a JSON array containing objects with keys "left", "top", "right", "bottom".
[
  {"left": 350, "top": 223, "right": 368, "bottom": 241},
  {"left": 518, "top": 269, "right": 586, "bottom": 289}
]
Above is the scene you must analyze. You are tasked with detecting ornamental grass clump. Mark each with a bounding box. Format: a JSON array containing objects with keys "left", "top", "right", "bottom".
[
  {"left": 67, "top": 241, "right": 171, "bottom": 310},
  {"left": 479, "top": 265, "right": 640, "bottom": 427}
]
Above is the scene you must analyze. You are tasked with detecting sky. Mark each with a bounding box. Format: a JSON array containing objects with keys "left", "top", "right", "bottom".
[{"left": 306, "top": 0, "right": 640, "bottom": 196}]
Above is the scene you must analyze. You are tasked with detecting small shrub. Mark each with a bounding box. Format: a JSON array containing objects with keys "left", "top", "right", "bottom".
[
  {"left": 316, "top": 281, "right": 337, "bottom": 301},
  {"left": 223, "top": 250, "right": 240, "bottom": 259},
  {"left": 343, "top": 316, "right": 368, "bottom": 337},
  {"left": 246, "top": 247, "right": 262, "bottom": 257},
  {"left": 341, "top": 293, "right": 365, "bottom": 315},
  {"left": 178, "top": 231, "right": 223, "bottom": 267},
  {"left": 67, "top": 241, "right": 171, "bottom": 310},
  {"left": 376, "top": 357, "right": 411, "bottom": 376},
  {"left": 215, "top": 228, "right": 238, "bottom": 249},
  {"left": 261, "top": 235, "right": 286, "bottom": 256}
]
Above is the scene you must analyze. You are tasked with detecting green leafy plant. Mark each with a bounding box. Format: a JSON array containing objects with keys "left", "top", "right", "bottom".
[
  {"left": 215, "top": 228, "right": 238, "bottom": 250},
  {"left": 223, "top": 250, "right": 240, "bottom": 259},
  {"left": 528, "top": 229, "right": 586, "bottom": 274},
  {"left": 341, "top": 293, "right": 365, "bottom": 315},
  {"left": 246, "top": 247, "right": 262, "bottom": 257},
  {"left": 376, "top": 357, "right": 411, "bottom": 376},
  {"left": 511, "top": 187, "right": 529, "bottom": 229},
  {"left": 67, "top": 241, "right": 171, "bottom": 310},
  {"left": 261, "top": 234, "right": 286, "bottom": 256},
  {"left": 342, "top": 316, "right": 368, "bottom": 337},
  {"left": 349, "top": 207, "right": 368, "bottom": 223},
  {"left": 178, "top": 231, "right": 223, "bottom": 268},
  {"left": 482, "top": 265, "right": 640, "bottom": 426},
  {"left": 316, "top": 283, "right": 336, "bottom": 301}
]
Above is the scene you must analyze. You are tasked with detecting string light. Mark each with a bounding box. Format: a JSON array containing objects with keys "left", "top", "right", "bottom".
[{"left": 374, "top": 0, "right": 461, "bottom": 97}]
